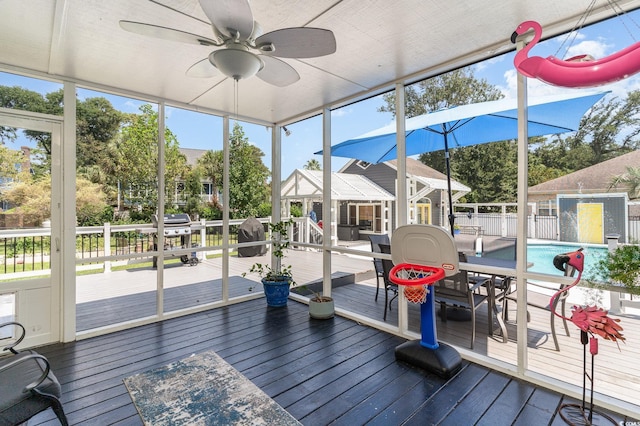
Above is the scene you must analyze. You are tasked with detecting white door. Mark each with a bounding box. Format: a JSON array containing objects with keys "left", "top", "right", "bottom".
[{"left": 0, "top": 108, "right": 63, "bottom": 348}]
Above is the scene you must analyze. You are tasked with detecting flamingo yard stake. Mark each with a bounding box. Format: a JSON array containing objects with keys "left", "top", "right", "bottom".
[{"left": 551, "top": 249, "right": 624, "bottom": 425}]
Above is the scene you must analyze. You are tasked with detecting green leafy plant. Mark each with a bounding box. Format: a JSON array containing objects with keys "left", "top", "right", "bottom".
[
  {"left": 588, "top": 244, "right": 640, "bottom": 296},
  {"left": 243, "top": 219, "right": 296, "bottom": 285}
]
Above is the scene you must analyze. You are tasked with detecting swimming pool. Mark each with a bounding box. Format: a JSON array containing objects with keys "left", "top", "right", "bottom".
[{"left": 484, "top": 243, "right": 608, "bottom": 277}]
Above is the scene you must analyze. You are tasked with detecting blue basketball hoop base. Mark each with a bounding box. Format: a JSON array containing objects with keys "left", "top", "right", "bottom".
[
  {"left": 394, "top": 287, "right": 462, "bottom": 379},
  {"left": 395, "top": 340, "right": 462, "bottom": 378}
]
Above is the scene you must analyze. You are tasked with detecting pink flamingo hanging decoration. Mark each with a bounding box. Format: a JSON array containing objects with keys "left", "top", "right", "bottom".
[
  {"left": 512, "top": 20, "right": 640, "bottom": 88},
  {"left": 551, "top": 248, "right": 624, "bottom": 345}
]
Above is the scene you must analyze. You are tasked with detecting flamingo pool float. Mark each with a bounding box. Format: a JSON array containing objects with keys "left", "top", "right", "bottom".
[{"left": 512, "top": 20, "right": 640, "bottom": 88}]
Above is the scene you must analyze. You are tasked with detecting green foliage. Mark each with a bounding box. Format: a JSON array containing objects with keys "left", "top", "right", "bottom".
[
  {"left": 289, "top": 204, "right": 303, "bottom": 217},
  {"left": 109, "top": 104, "right": 188, "bottom": 209},
  {"left": 609, "top": 166, "right": 640, "bottom": 200},
  {"left": 129, "top": 206, "right": 155, "bottom": 223},
  {"left": 199, "top": 204, "right": 222, "bottom": 220},
  {"left": 243, "top": 219, "right": 295, "bottom": 285},
  {"left": 182, "top": 168, "right": 203, "bottom": 218},
  {"left": 303, "top": 159, "right": 321, "bottom": 170},
  {"left": 0, "top": 144, "right": 25, "bottom": 181},
  {"left": 256, "top": 202, "right": 272, "bottom": 218},
  {"left": 589, "top": 244, "right": 640, "bottom": 296},
  {"left": 196, "top": 149, "right": 224, "bottom": 208},
  {"left": 228, "top": 122, "right": 270, "bottom": 218}
]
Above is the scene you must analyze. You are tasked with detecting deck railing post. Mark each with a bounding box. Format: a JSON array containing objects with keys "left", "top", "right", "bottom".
[
  {"left": 606, "top": 233, "right": 621, "bottom": 314},
  {"left": 104, "top": 222, "right": 111, "bottom": 273}
]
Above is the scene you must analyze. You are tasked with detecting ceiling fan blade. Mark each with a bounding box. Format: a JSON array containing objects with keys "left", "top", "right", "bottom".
[
  {"left": 199, "top": 0, "right": 254, "bottom": 41},
  {"left": 255, "top": 28, "right": 336, "bottom": 58},
  {"left": 119, "top": 21, "right": 221, "bottom": 46},
  {"left": 256, "top": 56, "right": 300, "bottom": 87},
  {"left": 186, "top": 58, "right": 217, "bottom": 78}
]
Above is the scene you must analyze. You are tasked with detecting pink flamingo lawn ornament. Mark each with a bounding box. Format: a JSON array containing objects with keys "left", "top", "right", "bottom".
[
  {"left": 551, "top": 248, "right": 624, "bottom": 425},
  {"left": 511, "top": 20, "right": 640, "bottom": 88}
]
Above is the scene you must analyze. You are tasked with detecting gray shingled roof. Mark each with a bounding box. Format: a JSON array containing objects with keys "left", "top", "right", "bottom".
[{"left": 528, "top": 149, "right": 640, "bottom": 196}]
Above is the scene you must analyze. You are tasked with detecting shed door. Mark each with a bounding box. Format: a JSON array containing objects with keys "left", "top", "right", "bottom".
[{"left": 577, "top": 203, "right": 603, "bottom": 244}]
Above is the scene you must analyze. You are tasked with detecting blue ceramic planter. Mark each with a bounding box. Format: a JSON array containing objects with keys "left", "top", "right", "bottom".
[{"left": 262, "top": 277, "right": 291, "bottom": 307}]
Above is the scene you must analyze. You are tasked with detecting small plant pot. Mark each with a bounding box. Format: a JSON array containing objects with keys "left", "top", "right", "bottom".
[
  {"left": 262, "top": 278, "right": 291, "bottom": 307},
  {"left": 309, "top": 296, "right": 334, "bottom": 319}
]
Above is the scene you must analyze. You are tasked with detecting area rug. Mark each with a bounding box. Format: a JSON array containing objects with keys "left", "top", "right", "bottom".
[{"left": 123, "top": 350, "right": 301, "bottom": 425}]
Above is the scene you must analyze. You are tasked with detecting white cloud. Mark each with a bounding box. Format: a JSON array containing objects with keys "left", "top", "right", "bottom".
[
  {"left": 565, "top": 39, "right": 611, "bottom": 60},
  {"left": 331, "top": 108, "right": 352, "bottom": 118}
]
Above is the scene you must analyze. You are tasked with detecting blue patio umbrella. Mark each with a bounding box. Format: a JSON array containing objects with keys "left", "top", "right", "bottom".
[{"left": 317, "top": 90, "right": 608, "bottom": 234}]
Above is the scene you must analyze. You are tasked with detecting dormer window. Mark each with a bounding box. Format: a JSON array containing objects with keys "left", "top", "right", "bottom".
[{"left": 356, "top": 160, "right": 370, "bottom": 170}]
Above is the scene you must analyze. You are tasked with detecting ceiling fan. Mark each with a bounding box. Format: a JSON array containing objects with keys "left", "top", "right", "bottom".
[{"left": 120, "top": 0, "right": 337, "bottom": 87}]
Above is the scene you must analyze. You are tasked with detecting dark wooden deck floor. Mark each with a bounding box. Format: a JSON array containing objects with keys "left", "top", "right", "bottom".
[{"left": 28, "top": 298, "right": 633, "bottom": 425}]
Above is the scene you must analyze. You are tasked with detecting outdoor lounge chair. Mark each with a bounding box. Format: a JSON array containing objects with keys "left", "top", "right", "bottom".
[
  {"left": 433, "top": 252, "right": 491, "bottom": 349},
  {"left": 378, "top": 243, "right": 398, "bottom": 321},
  {"left": 0, "top": 322, "right": 68, "bottom": 425},
  {"left": 368, "top": 234, "right": 391, "bottom": 303}
]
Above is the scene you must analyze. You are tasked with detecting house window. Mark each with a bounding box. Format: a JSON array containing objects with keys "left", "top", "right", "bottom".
[
  {"left": 356, "top": 160, "right": 370, "bottom": 170},
  {"left": 348, "top": 203, "right": 382, "bottom": 232}
]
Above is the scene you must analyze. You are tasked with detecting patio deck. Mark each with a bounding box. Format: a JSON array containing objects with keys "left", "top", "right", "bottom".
[
  {"left": 62, "top": 246, "right": 640, "bottom": 422},
  {"left": 30, "top": 298, "right": 633, "bottom": 425}
]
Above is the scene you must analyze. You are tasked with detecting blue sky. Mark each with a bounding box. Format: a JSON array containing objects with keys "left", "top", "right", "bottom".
[{"left": 3, "top": 10, "right": 640, "bottom": 178}]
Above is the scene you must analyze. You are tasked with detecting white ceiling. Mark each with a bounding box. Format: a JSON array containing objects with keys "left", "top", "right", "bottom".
[{"left": 2, "top": 0, "right": 640, "bottom": 126}]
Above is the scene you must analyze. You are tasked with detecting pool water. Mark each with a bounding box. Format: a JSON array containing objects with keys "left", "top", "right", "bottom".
[{"left": 484, "top": 243, "right": 608, "bottom": 277}]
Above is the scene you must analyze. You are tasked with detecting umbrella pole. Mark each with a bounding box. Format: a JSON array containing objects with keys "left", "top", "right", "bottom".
[{"left": 444, "top": 133, "right": 455, "bottom": 236}]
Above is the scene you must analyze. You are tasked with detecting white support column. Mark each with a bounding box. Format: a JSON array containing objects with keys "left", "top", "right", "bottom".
[
  {"left": 515, "top": 38, "right": 529, "bottom": 375},
  {"left": 272, "top": 125, "right": 282, "bottom": 273},
  {"left": 61, "top": 81, "right": 76, "bottom": 342},
  {"left": 157, "top": 101, "right": 166, "bottom": 316},
  {"left": 395, "top": 82, "right": 409, "bottom": 332},
  {"left": 222, "top": 116, "right": 230, "bottom": 301},
  {"left": 322, "top": 108, "right": 332, "bottom": 298}
]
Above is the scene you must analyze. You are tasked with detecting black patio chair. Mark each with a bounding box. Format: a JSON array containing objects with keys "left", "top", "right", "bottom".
[
  {"left": 368, "top": 234, "right": 390, "bottom": 302},
  {"left": 0, "top": 322, "right": 68, "bottom": 425},
  {"left": 433, "top": 252, "right": 491, "bottom": 349},
  {"left": 378, "top": 243, "right": 398, "bottom": 321}
]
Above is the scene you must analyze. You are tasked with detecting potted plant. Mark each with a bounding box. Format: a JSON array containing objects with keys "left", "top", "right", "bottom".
[
  {"left": 244, "top": 219, "right": 295, "bottom": 307},
  {"left": 306, "top": 288, "right": 335, "bottom": 319}
]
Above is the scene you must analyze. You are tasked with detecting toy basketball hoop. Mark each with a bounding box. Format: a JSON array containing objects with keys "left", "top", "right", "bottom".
[{"left": 389, "top": 263, "right": 445, "bottom": 304}]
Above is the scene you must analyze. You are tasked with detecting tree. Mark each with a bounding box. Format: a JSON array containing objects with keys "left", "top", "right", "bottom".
[
  {"left": 566, "top": 90, "right": 640, "bottom": 167},
  {"left": 0, "top": 85, "right": 47, "bottom": 143},
  {"left": 227, "top": 122, "right": 270, "bottom": 218},
  {"left": 609, "top": 166, "right": 640, "bottom": 200},
  {"left": 304, "top": 159, "right": 321, "bottom": 170},
  {"left": 107, "top": 104, "right": 188, "bottom": 209},
  {"left": 2, "top": 175, "right": 108, "bottom": 225},
  {"left": 0, "top": 145, "right": 25, "bottom": 182},
  {"left": 197, "top": 149, "right": 224, "bottom": 208},
  {"left": 0, "top": 86, "right": 123, "bottom": 178}
]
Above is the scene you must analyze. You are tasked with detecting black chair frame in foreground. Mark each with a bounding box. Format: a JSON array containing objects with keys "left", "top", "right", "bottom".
[{"left": 0, "top": 322, "right": 69, "bottom": 425}]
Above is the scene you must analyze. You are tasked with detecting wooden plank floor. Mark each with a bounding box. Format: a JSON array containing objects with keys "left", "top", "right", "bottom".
[
  {"left": 73, "top": 250, "right": 640, "bottom": 415},
  {"left": 26, "top": 297, "right": 633, "bottom": 425}
]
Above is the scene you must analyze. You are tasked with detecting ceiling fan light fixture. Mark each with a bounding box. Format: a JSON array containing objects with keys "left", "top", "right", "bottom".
[{"left": 210, "top": 48, "right": 263, "bottom": 80}]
